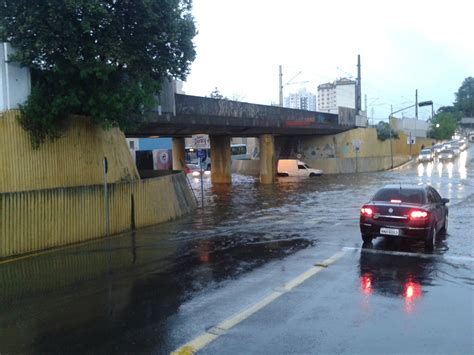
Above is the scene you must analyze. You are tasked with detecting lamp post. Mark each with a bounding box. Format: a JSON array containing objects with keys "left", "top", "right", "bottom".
[
  {"left": 419, "top": 100, "right": 434, "bottom": 119},
  {"left": 388, "top": 103, "right": 417, "bottom": 169},
  {"left": 388, "top": 99, "right": 434, "bottom": 168},
  {"left": 278, "top": 65, "right": 307, "bottom": 107}
]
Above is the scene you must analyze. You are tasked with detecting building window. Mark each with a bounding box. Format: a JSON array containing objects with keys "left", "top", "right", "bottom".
[{"left": 129, "top": 141, "right": 135, "bottom": 149}]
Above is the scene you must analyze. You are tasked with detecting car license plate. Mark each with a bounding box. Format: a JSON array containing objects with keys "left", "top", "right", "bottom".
[{"left": 380, "top": 227, "right": 400, "bottom": 236}]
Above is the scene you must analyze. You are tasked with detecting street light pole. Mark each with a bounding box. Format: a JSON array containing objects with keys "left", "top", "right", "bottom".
[
  {"left": 279, "top": 65, "right": 283, "bottom": 107},
  {"left": 388, "top": 103, "right": 417, "bottom": 169},
  {"left": 388, "top": 100, "right": 434, "bottom": 168}
]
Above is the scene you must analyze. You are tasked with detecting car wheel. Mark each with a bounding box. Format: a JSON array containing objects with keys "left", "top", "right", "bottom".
[
  {"left": 309, "top": 173, "right": 316, "bottom": 177},
  {"left": 425, "top": 226, "right": 436, "bottom": 249},
  {"left": 362, "top": 234, "right": 372, "bottom": 243},
  {"left": 440, "top": 214, "right": 448, "bottom": 236}
]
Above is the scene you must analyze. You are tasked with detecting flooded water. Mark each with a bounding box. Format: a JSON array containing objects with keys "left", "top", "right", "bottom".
[{"left": 0, "top": 147, "right": 472, "bottom": 353}]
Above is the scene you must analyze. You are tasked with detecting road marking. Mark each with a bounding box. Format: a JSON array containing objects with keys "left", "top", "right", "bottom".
[
  {"left": 343, "top": 246, "right": 474, "bottom": 262},
  {"left": 170, "top": 250, "right": 346, "bottom": 355}
]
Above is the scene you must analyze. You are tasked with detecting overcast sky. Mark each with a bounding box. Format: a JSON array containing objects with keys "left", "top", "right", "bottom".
[{"left": 182, "top": 0, "right": 474, "bottom": 122}]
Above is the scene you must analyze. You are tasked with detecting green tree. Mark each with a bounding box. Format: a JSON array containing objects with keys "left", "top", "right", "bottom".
[
  {"left": 376, "top": 121, "right": 399, "bottom": 141},
  {"left": 209, "top": 87, "right": 226, "bottom": 99},
  {"left": 454, "top": 77, "right": 474, "bottom": 117},
  {"left": 429, "top": 112, "right": 459, "bottom": 140},
  {"left": 0, "top": 0, "right": 196, "bottom": 147}
]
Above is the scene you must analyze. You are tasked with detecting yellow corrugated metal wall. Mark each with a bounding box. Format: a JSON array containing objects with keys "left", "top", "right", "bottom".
[
  {"left": 0, "top": 174, "right": 197, "bottom": 258},
  {"left": 0, "top": 110, "right": 139, "bottom": 193}
]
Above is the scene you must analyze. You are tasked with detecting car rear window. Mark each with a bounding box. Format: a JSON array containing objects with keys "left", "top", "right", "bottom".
[
  {"left": 372, "top": 188, "right": 425, "bottom": 204},
  {"left": 421, "top": 149, "right": 431, "bottom": 154}
]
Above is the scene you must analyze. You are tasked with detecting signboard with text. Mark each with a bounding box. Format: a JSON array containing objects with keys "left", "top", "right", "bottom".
[{"left": 191, "top": 134, "right": 210, "bottom": 149}]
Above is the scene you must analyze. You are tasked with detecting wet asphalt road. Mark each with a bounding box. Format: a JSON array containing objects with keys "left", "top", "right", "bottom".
[{"left": 0, "top": 148, "right": 473, "bottom": 354}]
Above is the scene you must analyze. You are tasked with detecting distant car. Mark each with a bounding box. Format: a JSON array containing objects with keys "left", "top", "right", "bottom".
[
  {"left": 442, "top": 143, "right": 452, "bottom": 150},
  {"left": 417, "top": 149, "right": 434, "bottom": 163},
  {"left": 431, "top": 144, "right": 443, "bottom": 156},
  {"left": 360, "top": 185, "right": 449, "bottom": 248},
  {"left": 184, "top": 163, "right": 210, "bottom": 177},
  {"left": 450, "top": 143, "right": 461, "bottom": 156},
  {"left": 277, "top": 159, "right": 323, "bottom": 177},
  {"left": 438, "top": 149, "right": 455, "bottom": 162}
]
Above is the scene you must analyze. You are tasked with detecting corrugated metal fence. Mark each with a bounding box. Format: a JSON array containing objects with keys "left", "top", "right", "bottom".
[{"left": 0, "top": 174, "right": 196, "bottom": 258}]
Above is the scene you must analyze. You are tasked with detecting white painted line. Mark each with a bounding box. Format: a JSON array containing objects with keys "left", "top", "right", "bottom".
[
  {"left": 343, "top": 246, "right": 474, "bottom": 262},
  {"left": 170, "top": 250, "right": 347, "bottom": 354}
]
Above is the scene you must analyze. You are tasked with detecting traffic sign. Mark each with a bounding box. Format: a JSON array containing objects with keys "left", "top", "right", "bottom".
[
  {"left": 352, "top": 139, "right": 362, "bottom": 152},
  {"left": 197, "top": 149, "right": 206, "bottom": 159},
  {"left": 192, "top": 134, "right": 210, "bottom": 149}
]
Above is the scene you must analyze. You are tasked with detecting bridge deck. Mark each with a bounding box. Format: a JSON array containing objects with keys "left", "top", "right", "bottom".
[{"left": 127, "top": 94, "right": 355, "bottom": 137}]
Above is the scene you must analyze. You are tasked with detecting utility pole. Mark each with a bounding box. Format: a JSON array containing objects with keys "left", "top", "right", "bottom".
[
  {"left": 355, "top": 55, "right": 361, "bottom": 113},
  {"left": 279, "top": 65, "right": 283, "bottom": 107},
  {"left": 415, "top": 89, "right": 418, "bottom": 142},
  {"left": 415, "top": 89, "right": 418, "bottom": 119}
]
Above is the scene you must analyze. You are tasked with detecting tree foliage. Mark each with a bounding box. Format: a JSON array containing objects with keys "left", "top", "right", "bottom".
[
  {"left": 0, "top": 0, "right": 196, "bottom": 147},
  {"left": 454, "top": 77, "right": 474, "bottom": 117},
  {"left": 209, "top": 87, "right": 226, "bottom": 99},
  {"left": 376, "top": 121, "right": 399, "bottom": 141},
  {"left": 429, "top": 112, "right": 460, "bottom": 140}
]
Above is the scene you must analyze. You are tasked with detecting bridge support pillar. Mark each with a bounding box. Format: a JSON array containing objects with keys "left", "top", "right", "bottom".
[
  {"left": 259, "top": 134, "right": 275, "bottom": 184},
  {"left": 210, "top": 136, "right": 231, "bottom": 184},
  {"left": 172, "top": 137, "right": 186, "bottom": 171}
]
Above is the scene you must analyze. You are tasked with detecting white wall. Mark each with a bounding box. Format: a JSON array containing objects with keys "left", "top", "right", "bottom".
[
  {"left": 336, "top": 84, "right": 355, "bottom": 110},
  {"left": 392, "top": 117, "right": 430, "bottom": 138},
  {"left": 0, "top": 43, "right": 31, "bottom": 111}
]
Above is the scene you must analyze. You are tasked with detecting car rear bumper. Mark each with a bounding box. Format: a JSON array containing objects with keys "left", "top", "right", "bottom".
[{"left": 360, "top": 222, "right": 430, "bottom": 240}]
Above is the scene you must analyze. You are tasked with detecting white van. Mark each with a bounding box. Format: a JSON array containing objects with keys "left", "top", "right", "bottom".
[{"left": 277, "top": 159, "right": 323, "bottom": 177}]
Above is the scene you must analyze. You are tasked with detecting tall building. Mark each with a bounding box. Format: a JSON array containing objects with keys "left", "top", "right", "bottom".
[
  {"left": 317, "top": 78, "right": 356, "bottom": 114},
  {"left": 284, "top": 88, "right": 317, "bottom": 111}
]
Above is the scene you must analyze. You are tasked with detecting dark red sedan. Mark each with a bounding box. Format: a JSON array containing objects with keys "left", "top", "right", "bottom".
[{"left": 360, "top": 185, "right": 449, "bottom": 248}]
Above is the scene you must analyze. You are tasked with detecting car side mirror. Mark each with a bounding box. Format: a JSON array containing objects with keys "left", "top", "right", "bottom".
[{"left": 441, "top": 198, "right": 450, "bottom": 205}]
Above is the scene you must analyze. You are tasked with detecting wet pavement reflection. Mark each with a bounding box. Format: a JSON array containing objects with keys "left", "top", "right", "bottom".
[{"left": 0, "top": 146, "right": 472, "bottom": 353}]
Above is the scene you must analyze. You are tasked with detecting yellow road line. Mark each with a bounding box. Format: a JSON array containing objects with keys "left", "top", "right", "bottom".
[{"left": 170, "top": 249, "right": 346, "bottom": 354}]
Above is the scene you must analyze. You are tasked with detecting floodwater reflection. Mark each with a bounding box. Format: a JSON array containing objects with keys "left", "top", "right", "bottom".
[{"left": 359, "top": 249, "right": 436, "bottom": 314}]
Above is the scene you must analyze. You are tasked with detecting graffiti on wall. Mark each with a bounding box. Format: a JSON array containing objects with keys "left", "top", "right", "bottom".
[{"left": 302, "top": 143, "right": 336, "bottom": 159}]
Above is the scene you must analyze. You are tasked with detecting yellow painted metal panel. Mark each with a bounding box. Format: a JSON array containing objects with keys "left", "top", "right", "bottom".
[
  {"left": 0, "top": 174, "right": 196, "bottom": 259},
  {"left": 0, "top": 110, "right": 139, "bottom": 194}
]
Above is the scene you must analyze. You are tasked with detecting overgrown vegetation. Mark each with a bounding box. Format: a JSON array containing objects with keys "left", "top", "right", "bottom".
[
  {"left": 0, "top": 0, "right": 196, "bottom": 147},
  {"left": 376, "top": 121, "right": 399, "bottom": 141},
  {"left": 430, "top": 77, "right": 473, "bottom": 140}
]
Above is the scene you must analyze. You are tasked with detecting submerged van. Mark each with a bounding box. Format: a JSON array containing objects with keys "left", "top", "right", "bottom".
[{"left": 277, "top": 159, "right": 323, "bottom": 177}]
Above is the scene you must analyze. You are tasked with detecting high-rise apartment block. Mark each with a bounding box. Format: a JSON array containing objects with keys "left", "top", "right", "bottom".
[
  {"left": 284, "top": 88, "right": 317, "bottom": 111},
  {"left": 317, "top": 78, "right": 356, "bottom": 114}
]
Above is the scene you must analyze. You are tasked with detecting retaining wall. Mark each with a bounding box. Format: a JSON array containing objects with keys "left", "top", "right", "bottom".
[
  {"left": 0, "top": 174, "right": 196, "bottom": 259},
  {"left": 283, "top": 127, "right": 435, "bottom": 174}
]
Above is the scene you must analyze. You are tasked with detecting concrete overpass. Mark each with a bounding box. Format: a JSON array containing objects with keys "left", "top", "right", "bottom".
[
  {"left": 127, "top": 92, "right": 358, "bottom": 184},
  {"left": 129, "top": 94, "right": 354, "bottom": 137}
]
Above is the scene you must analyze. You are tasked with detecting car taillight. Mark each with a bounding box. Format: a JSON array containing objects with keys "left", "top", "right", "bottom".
[
  {"left": 390, "top": 199, "right": 402, "bottom": 203},
  {"left": 360, "top": 206, "right": 373, "bottom": 216},
  {"left": 409, "top": 209, "right": 429, "bottom": 220}
]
